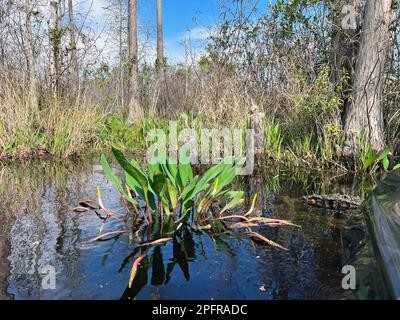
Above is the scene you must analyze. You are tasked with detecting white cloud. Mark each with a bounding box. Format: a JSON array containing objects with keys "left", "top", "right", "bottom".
[
  {"left": 77, "top": 2, "right": 213, "bottom": 66},
  {"left": 162, "top": 26, "right": 214, "bottom": 64},
  {"left": 179, "top": 27, "right": 213, "bottom": 41}
]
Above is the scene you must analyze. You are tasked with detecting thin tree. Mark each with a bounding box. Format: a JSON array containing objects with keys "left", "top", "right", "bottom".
[
  {"left": 68, "top": 0, "right": 79, "bottom": 92},
  {"left": 342, "top": 0, "right": 395, "bottom": 156},
  {"left": 156, "top": 0, "right": 164, "bottom": 71},
  {"left": 24, "top": 0, "right": 38, "bottom": 110},
  {"left": 156, "top": 0, "right": 169, "bottom": 111},
  {"left": 0, "top": 1, "right": 6, "bottom": 68},
  {"left": 118, "top": 0, "right": 125, "bottom": 108},
  {"left": 49, "top": 0, "right": 61, "bottom": 99},
  {"left": 128, "top": 0, "right": 142, "bottom": 122}
]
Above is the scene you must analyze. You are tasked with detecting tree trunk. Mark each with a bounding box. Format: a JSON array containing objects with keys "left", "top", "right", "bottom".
[
  {"left": 342, "top": 0, "right": 395, "bottom": 156},
  {"left": 156, "top": 0, "right": 169, "bottom": 112},
  {"left": 128, "top": 0, "right": 142, "bottom": 122},
  {"left": 0, "top": 2, "right": 5, "bottom": 69},
  {"left": 68, "top": 0, "right": 79, "bottom": 93},
  {"left": 24, "top": 0, "right": 38, "bottom": 110},
  {"left": 49, "top": 0, "right": 61, "bottom": 99},
  {"left": 329, "top": 0, "right": 361, "bottom": 85},
  {"left": 156, "top": 0, "right": 164, "bottom": 71},
  {"left": 118, "top": 0, "right": 125, "bottom": 108}
]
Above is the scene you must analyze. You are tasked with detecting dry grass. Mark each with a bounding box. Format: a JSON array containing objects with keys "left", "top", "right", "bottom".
[
  {"left": 0, "top": 75, "right": 35, "bottom": 157},
  {"left": 40, "top": 100, "right": 104, "bottom": 158},
  {"left": 0, "top": 75, "right": 105, "bottom": 160}
]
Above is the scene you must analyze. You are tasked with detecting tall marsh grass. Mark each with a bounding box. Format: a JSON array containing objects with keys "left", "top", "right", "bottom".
[{"left": 0, "top": 76, "right": 104, "bottom": 160}]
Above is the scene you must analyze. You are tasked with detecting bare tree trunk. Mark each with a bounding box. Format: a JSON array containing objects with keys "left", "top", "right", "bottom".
[
  {"left": 128, "top": 0, "right": 142, "bottom": 122},
  {"left": 0, "top": 1, "right": 5, "bottom": 69},
  {"left": 49, "top": 0, "right": 61, "bottom": 99},
  {"left": 342, "top": 0, "right": 395, "bottom": 156},
  {"left": 156, "top": 0, "right": 169, "bottom": 112},
  {"left": 24, "top": 0, "right": 38, "bottom": 110},
  {"left": 118, "top": 0, "right": 125, "bottom": 108},
  {"left": 156, "top": 0, "right": 164, "bottom": 71},
  {"left": 329, "top": 0, "right": 361, "bottom": 85},
  {"left": 68, "top": 0, "right": 79, "bottom": 93}
]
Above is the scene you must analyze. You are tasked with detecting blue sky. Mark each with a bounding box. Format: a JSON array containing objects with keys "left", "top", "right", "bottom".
[
  {"left": 86, "top": 0, "right": 271, "bottom": 64},
  {"left": 89, "top": 0, "right": 220, "bottom": 64},
  {"left": 139, "top": 0, "right": 218, "bottom": 36},
  {"left": 138, "top": 0, "right": 219, "bottom": 63}
]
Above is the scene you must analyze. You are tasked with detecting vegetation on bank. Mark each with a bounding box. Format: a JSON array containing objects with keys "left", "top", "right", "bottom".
[{"left": 1, "top": 85, "right": 399, "bottom": 178}]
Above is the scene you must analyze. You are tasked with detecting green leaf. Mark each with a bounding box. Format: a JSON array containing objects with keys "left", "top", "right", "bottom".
[
  {"left": 213, "top": 165, "right": 236, "bottom": 195},
  {"left": 179, "top": 161, "right": 193, "bottom": 188},
  {"left": 100, "top": 154, "right": 138, "bottom": 206},
  {"left": 220, "top": 191, "right": 244, "bottom": 215},
  {"left": 112, "top": 147, "right": 158, "bottom": 213},
  {"left": 393, "top": 163, "right": 400, "bottom": 171},
  {"left": 152, "top": 172, "right": 166, "bottom": 195},
  {"left": 147, "top": 161, "right": 160, "bottom": 180},
  {"left": 383, "top": 156, "right": 390, "bottom": 171},
  {"left": 125, "top": 171, "right": 144, "bottom": 197},
  {"left": 160, "top": 195, "right": 172, "bottom": 217},
  {"left": 377, "top": 148, "right": 390, "bottom": 161},
  {"left": 160, "top": 161, "right": 178, "bottom": 190},
  {"left": 166, "top": 179, "right": 178, "bottom": 210},
  {"left": 192, "top": 157, "right": 234, "bottom": 197},
  {"left": 112, "top": 147, "right": 148, "bottom": 190},
  {"left": 363, "top": 153, "right": 378, "bottom": 170}
]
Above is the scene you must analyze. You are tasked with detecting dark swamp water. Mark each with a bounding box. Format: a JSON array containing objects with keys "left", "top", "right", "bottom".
[{"left": 0, "top": 157, "right": 394, "bottom": 300}]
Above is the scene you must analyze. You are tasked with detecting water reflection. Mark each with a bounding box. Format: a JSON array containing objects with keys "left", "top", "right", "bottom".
[{"left": 0, "top": 159, "right": 392, "bottom": 300}]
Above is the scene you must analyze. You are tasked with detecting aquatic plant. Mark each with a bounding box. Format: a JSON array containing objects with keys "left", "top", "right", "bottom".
[
  {"left": 362, "top": 146, "right": 400, "bottom": 175},
  {"left": 73, "top": 147, "right": 299, "bottom": 287}
]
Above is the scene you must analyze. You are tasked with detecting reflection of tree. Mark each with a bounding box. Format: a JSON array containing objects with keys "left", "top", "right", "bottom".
[
  {"left": 0, "top": 158, "right": 97, "bottom": 299},
  {"left": 151, "top": 246, "right": 165, "bottom": 286},
  {"left": 1, "top": 157, "right": 384, "bottom": 300},
  {"left": 246, "top": 167, "right": 268, "bottom": 214}
]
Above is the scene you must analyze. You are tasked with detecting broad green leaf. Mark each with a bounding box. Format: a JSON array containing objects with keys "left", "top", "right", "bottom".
[
  {"left": 363, "top": 153, "right": 378, "bottom": 169},
  {"left": 214, "top": 166, "right": 236, "bottom": 195},
  {"left": 377, "top": 148, "right": 390, "bottom": 161},
  {"left": 160, "top": 195, "right": 172, "bottom": 217},
  {"left": 179, "top": 161, "right": 193, "bottom": 188},
  {"left": 152, "top": 172, "right": 166, "bottom": 195},
  {"left": 192, "top": 156, "right": 234, "bottom": 197},
  {"left": 161, "top": 162, "right": 178, "bottom": 190},
  {"left": 147, "top": 161, "right": 160, "bottom": 180},
  {"left": 125, "top": 172, "right": 157, "bottom": 211},
  {"left": 125, "top": 171, "right": 143, "bottom": 195},
  {"left": 100, "top": 154, "right": 139, "bottom": 206},
  {"left": 166, "top": 179, "right": 178, "bottom": 210},
  {"left": 220, "top": 191, "right": 244, "bottom": 215},
  {"left": 383, "top": 156, "right": 390, "bottom": 171},
  {"left": 112, "top": 147, "right": 148, "bottom": 190},
  {"left": 181, "top": 175, "right": 199, "bottom": 201}
]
